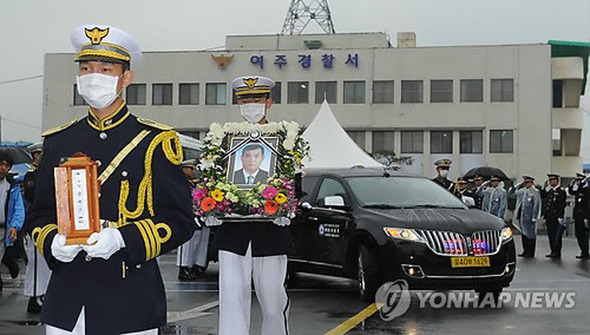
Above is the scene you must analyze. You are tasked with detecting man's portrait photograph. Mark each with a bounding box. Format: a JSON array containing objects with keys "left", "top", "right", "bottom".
[{"left": 227, "top": 138, "right": 277, "bottom": 187}]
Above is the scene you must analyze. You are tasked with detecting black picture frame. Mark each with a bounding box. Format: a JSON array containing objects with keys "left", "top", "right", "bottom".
[{"left": 226, "top": 136, "right": 279, "bottom": 188}]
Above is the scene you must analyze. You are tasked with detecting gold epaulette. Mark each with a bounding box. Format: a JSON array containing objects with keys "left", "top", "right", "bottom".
[
  {"left": 137, "top": 118, "right": 174, "bottom": 131},
  {"left": 27, "top": 166, "right": 37, "bottom": 173},
  {"left": 41, "top": 119, "right": 78, "bottom": 137}
]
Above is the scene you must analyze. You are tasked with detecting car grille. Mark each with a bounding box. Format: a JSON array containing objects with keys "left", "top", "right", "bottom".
[{"left": 415, "top": 229, "right": 503, "bottom": 256}]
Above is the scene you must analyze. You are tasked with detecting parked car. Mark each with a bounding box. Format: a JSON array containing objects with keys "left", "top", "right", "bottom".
[{"left": 289, "top": 168, "right": 516, "bottom": 301}]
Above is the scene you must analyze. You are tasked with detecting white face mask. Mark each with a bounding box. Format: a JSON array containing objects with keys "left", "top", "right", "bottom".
[
  {"left": 239, "top": 103, "right": 266, "bottom": 123},
  {"left": 76, "top": 73, "right": 122, "bottom": 110},
  {"left": 439, "top": 169, "right": 449, "bottom": 178}
]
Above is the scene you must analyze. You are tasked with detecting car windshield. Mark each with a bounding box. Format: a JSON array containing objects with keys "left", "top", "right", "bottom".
[{"left": 346, "top": 176, "right": 466, "bottom": 209}]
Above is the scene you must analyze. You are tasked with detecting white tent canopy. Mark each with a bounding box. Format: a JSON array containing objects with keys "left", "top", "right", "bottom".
[{"left": 302, "top": 101, "right": 382, "bottom": 169}]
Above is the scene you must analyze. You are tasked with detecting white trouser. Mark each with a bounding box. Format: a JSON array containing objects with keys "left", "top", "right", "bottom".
[
  {"left": 177, "top": 227, "right": 210, "bottom": 268},
  {"left": 46, "top": 307, "right": 158, "bottom": 335},
  {"left": 24, "top": 235, "right": 52, "bottom": 297},
  {"left": 218, "top": 244, "right": 290, "bottom": 335}
]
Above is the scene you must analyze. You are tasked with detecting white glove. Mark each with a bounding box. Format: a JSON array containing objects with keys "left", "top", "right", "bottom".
[
  {"left": 51, "top": 234, "right": 83, "bottom": 263},
  {"left": 584, "top": 219, "right": 589, "bottom": 229},
  {"left": 461, "top": 196, "right": 475, "bottom": 207},
  {"left": 558, "top": 218, "right": 565, "bottom": 227},
  {"left": 205, "top": 216, "right": 223, "bottom": 227},
  {"left": 532, "top": 218, "right": 537, "bottom": 223},
  {"left": 82, "top": 228, "right": 126, "bottom": 260},
  {"left": 273, "top": 217, "right": 291, "bottom": 226}
]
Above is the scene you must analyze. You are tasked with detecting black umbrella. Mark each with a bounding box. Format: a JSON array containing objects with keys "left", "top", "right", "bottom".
[
  {"left": 463, "top": 166, "right": 509, "bottom": 181},
  {"left": 0, "top": 146, "right": 32, "bottom": 165}
]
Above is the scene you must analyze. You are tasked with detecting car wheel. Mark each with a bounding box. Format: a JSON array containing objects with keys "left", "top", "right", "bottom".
[{"left": 358, "top": 244, "right": 382, "bottom": 302}]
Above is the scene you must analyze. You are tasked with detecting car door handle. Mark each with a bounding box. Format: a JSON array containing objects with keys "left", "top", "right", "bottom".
[{"left": 309, "top": 216, "right": 319, "bottom": 221}]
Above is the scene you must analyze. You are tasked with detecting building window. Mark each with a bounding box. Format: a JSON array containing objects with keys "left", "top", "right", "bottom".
[
  {"left": 73, "top": 84, "right": 87, "bottom": 106},
  {"left": 490, "top": 130, "right": 513, "bottom": 153},
  {"left": 430, "top": 131, "right": 453, "bottom": 154},
  {"left": 126, "top": 84, "right": 146, "bottom": 105},
  {"left": 460, "top": 79, "right": 483, "bottom": 102},
  {"left": 179, "top": 83, "right": 199, "bottom": 105},
  {"left": 401, "top": 131, "right": 423, "bottom": 153},
  {"left": 401, "top": 80, "right": 423, "bottom": 103},
  {"left": 430, "top": 80, "right": 453, "bottom": 103},
  {"left": 491, "top": 79, "right": 514, "bottom": 102},
  {"left": 152, "top": 84, "right": 173, "bottom": 105},
  {"left": 315, "top": 81, "right": 337, "bottom": 104},
  {"left": 460, "top": 131, "right": 483, "bottom": 154},
  {"left": 553, "top": 80, "right": 563, "bottom": 108},
  {"left": 373, "top": 81, "right": 394, "bottom": 104},
  {"left": 288, "top": 82, "right": 309, "bottom": 104},
  {"left": 346, "top": 131, "right": 366, "bottom": 149},
  {"left": 372, "top": 131, "right": 395, "bottom": 152},
  {"left": 344, "top": 81, "right": 366, "bottom": 104},
  {"left": 271, "top": 82, "right": 282, "bottom": 104},
  {"left": 206, "top": 83, "right": 227, "bottom": 105},
  {"left": 552, "top": 128, "right": 562, "bottom": 156}
]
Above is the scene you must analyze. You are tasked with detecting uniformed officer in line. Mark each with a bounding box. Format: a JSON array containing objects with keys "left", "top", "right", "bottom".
[
  {"left": 215, "top": 76, "right": 291, "bottom": 335},
  {"left": 541, "top": 174, "right": 567, "bottom": 259},
  {"left": 512, "top": 175, "right": 542, "bottom": 258},
  {"left": 26, "top": 25, "right": 196, "bottom": 334},
  {"left": 471, "top": 174, "right": 487, "bottom": 210},
  {"left": 457, "top": 177, "right": 475, "bottom": 207},
  {"left": 431, "top": 159, "right": 459, "bottom": 197},
  {"left": 567, "top": 173, "right": 590, "bottom": 259},
  {"left": 482, "top": 176, "right": 507, "bottom": 219},
  {"left": 23, "top": 142, "right": 52, "bottom": 313},
  {"left": 177, "top": 159, "right": 211, "bottom": 280}
]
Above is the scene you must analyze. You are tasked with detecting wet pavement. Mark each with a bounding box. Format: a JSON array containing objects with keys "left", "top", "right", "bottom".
[{"left": 0, "top": 235, "right": 589, "bottom": 334}]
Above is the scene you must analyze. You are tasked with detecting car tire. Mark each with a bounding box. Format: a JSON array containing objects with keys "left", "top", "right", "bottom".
[{"left": 358, "top": 244, "right": 382, "bottom": 302}]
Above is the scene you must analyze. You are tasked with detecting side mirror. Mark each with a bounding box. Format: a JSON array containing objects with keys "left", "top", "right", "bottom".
[
  {"left": 301, "top": 202, "right": 313, "bottom": 210},
  {"left": 324, "top": 195, "right": 346, "bottom": 207}
]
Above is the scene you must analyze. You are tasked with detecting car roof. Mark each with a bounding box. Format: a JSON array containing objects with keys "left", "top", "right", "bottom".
[{"left": 303, "top": 167, "right": 420, "bottom": 178}]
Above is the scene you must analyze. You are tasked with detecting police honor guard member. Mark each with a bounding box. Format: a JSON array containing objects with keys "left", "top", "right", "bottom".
[
  {"left": 567, "top": 173, "right": 590, "bottom": 259},
  {"left": 482, "top": 176, "right": 508, "bottom": 219},
  {"left": 471, "top": 174, "right": 486, "bottom": 210},
  {"left": 23, "top": 142, "right": 52, "bottom": 313},
  {"left": 215, "top": 76, "right": 291, "bottom": 335},
  {"left": 457, "top": 176, "right": 475, "bottom": 207},
  {"left": 513, "top": 176, "right": 542, "bottom": 258},
  {"left": 177, "top": 159, "right": 211, "bottom": 280},
  {"left": 541, "top": 174, "right": 567, "bottom": 259},
  {"left": 431, "top": 159, "right": 460, "bottom": 197},
  {"left": 26, "top": 25, "right": 196, "bottom": 335}
]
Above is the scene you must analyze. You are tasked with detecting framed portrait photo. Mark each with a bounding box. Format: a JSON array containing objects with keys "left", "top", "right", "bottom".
[{"left": 226, "top": 136, "right": 278, "bottom": 188}]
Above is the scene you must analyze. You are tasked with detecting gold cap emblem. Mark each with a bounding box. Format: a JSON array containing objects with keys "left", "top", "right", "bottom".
[
  {"left": 85, "top": 27, "right": 110, "bottom": 45},
  {"left": 243, "top": 78, "right": 259, "bottom": 89}
]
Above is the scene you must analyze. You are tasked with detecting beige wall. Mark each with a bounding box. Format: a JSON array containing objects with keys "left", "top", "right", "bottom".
[{"left": 42, "top": 38, "right": 582, "bottom": 180}]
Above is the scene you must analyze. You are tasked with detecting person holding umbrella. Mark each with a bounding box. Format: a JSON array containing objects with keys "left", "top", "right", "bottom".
[
  {"left": 542, "top": 174, "right": 567, "bottom": 259},
  {"left": 482, "top": 176, "right": 507, "bottom": 219},
  {"left": 513, "top": 175, "right": 542, "bottom": 258}
]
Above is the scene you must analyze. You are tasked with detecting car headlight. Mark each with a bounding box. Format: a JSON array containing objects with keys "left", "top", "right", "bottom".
[
  {"left": 501, "top": 227, "right": 513, "bottom": 241},
  {"left": 383, "top": 228, "right": 424, "bottom": 242}
]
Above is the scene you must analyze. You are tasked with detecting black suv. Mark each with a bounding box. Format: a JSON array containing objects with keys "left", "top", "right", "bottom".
[{"left": 289, "top": 168, "right": 516, "bottom": 301}]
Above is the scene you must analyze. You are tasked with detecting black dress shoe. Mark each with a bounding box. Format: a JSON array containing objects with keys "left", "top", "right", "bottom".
[
  {"left": 550, "top": 254, "right": 561, "bottom": 259},
  {"left": 27, "top": 297, "right": 42, "bottom": 314},
  {"left": 178, "top": 267, "right": 197, "bottom": 281},
  {"left": 576, "top": 254, "right": 590, "bottom": 259},
  {"left": 518, "top": 253, "right": 527, "bottom": 257},
  {"left": 545, "top": 253, "right": 554, "bottom": 258}
]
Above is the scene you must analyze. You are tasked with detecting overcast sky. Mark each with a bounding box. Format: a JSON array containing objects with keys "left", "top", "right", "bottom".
[{"left": 1, "top": 0, "right": 589, "bottom": 144}]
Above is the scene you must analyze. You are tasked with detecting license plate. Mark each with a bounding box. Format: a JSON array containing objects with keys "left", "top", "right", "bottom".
[{"left": 451, "top": 256, "right": 490, "bottom": 268}]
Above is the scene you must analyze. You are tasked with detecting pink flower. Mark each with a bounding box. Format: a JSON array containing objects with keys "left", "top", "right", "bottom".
[
  {"left": 261, "top": 186, "right": 278, "bottom": 199},
  {"left": 192, "top": 188, "right": 209, "bottom": 202}
]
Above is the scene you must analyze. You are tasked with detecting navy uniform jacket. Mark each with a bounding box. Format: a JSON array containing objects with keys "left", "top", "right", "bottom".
[
  {"left": 215, "top": 221, "right": 293, "bottom": 257},
  {"left": 568, "top": 182, "right": 590, "bottom": 220},
  {"left": 23, "top": 166, "right": 38, "bottom": 206},
  {"left": 431, "top": 176, "right": 460, "bottom": 197},
  {"left": 26, "top": 103, "right": 196, "bottom": 334},
  {"left": 541, "top": 187, "right": 567, "bottom": 219}
]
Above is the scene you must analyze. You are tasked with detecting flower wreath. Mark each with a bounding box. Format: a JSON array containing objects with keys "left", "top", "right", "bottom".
[{"left": 194, "top": 121, "right": 310, "bottom": 225}]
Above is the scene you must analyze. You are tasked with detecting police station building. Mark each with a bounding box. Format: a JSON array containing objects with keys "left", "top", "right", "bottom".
[{"left": 42, "top": 32, "right": 590, "bottom": 181}]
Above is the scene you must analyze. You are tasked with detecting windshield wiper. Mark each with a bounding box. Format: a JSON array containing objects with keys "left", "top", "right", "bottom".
[{"left": 363, "top": 204, "right": 402, "bottom": 209}]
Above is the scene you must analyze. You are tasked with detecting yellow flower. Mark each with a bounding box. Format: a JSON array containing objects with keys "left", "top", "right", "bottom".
[
  {"left": 275, "top": 193, "right": 288, "bottom": 204},
  {"left": 211, "top": 189, "right": 225, "bottom": 202}
]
